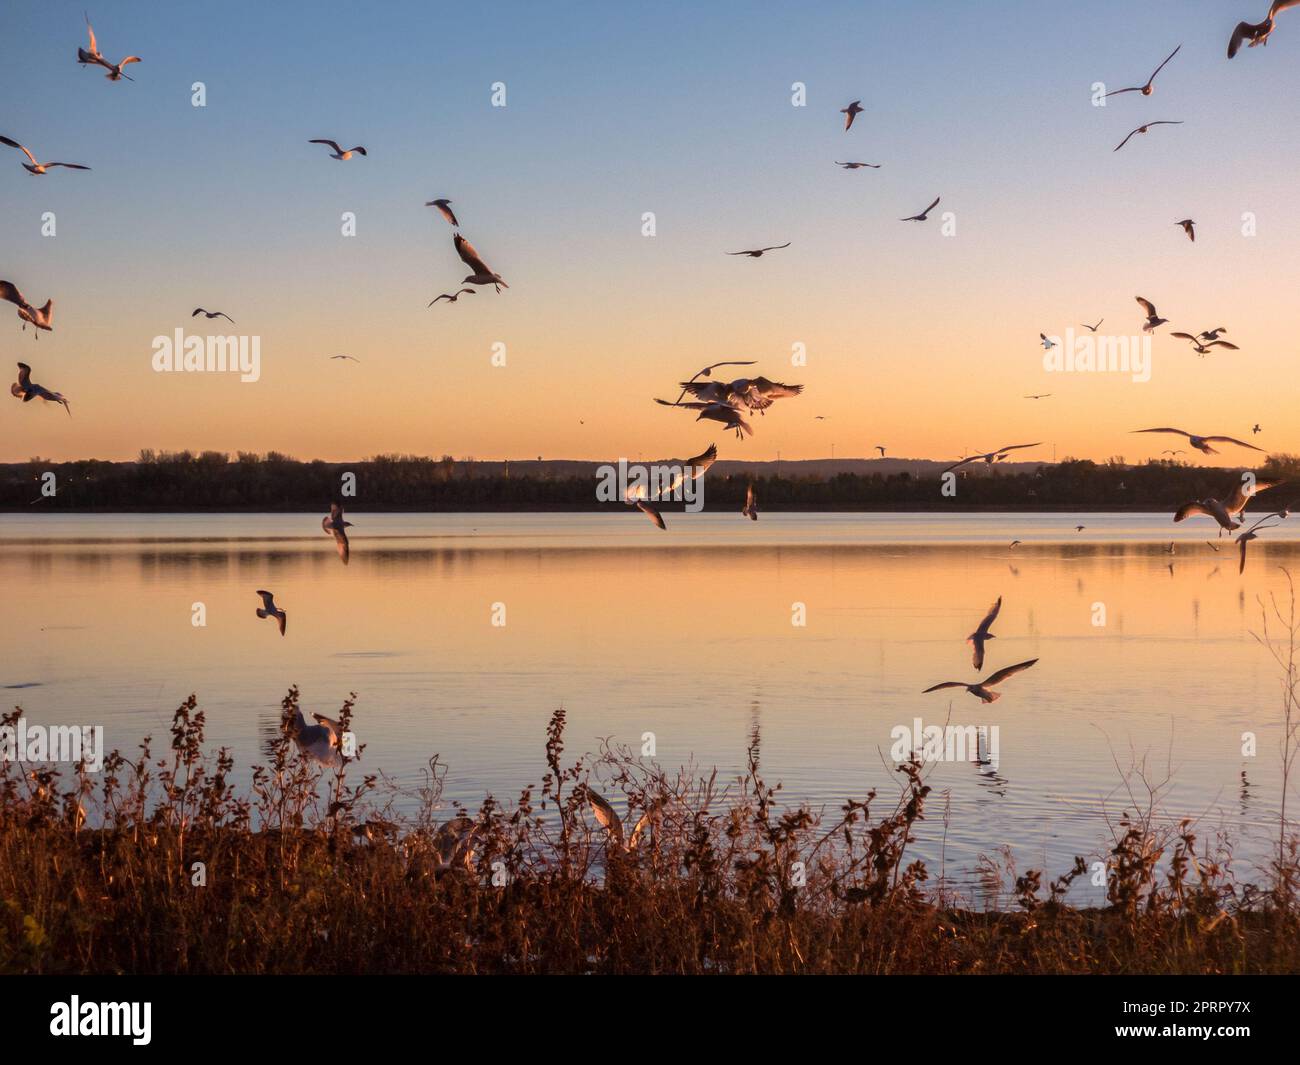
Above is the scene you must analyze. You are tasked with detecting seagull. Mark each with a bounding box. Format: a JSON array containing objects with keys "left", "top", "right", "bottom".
[
  {"left": 1228, "top": 1, "right": 1300, "bottom": 57},
  {"left": 1136, "top": 296, "right": 1168, "bottom": 333},
  {"left": 77, "top": 15, "right": 141, "bottom": 80},
  {"left": 875, "top": 445, "right": 887, "bottom": 456},
  {"left": 11, "top": 362, "right": 70, "bottom": 415},
  {"left": 1076, "top": 525, "right": 1086, "bottom": 532},
  {"left": 309, "top": 139, "right": 366, "bottom": 161},
  {"left": 425, "top": 199, "right": 459, "bottom": 226},
  {"left": 586, "top": 788, "right": 651, "bottom": 852},
  {"left": 288, "top": 709, "right": 342, "bottom": 766},
  {"left": 1173, "top": 496, "right": 1240, "bottom": 532},
  {"left": 966, "top": 596, "right": 1002, "bottom": 671},
  {"left": 726, "top": 243, "right": 791, "bottom": 257},
  {"left": 1132, "top": 428, "right": 1265, "bottom": 456},
  {"left": 834, "top": 160, "right": 880, "bottom": 169},
  {"left": 191, "top": 308, "right": 234, "bottom": 323},
  {"left": 1198, "top": 328, "right": 1229, "bottom": 342},
  {"left": 901, "top": 196, "right": 941, "bottom": 222},
  {"left": 678, "top": 376, "right": 803, "bottom": 414},
  {"left": 1040, "top": 333, "right": 1056, "bottom": 350},
  {"left": 429, "top": 289, "right": 475, "bottom": 306},
  {"left": 1236, "top": 513, "right": 1284, "bottom": 574},
  {"left": 0, "top": 136, "right": 90, "bottom": 175},
  {"left": 1113, "top": 121, "right": 1183, "bottom": 152},
  {"left": 329, "top": 354, "right": 360, "bottom": 362},
  {"left": 0, "top": 281, "right": 53, "bottom": 335},
  {"left": 942, "top": 443, "right": 1042, "bottom": 474},
  {"left": 1170, "top": 332, "right": 1238, "bottom": 355},
  {"left": 322, "top": 502, "right": 352, "bottom": 563},
  {"left": 1162, "top": 449, "right": 1185, "bottom": 456},
  {"left": 670, "top": 360, "right": 757, "bottom": 405},
  {"left": 655, "top": 399, "right": 753, "bottom": 438},
  {"left": 255, "top": 590, "right": 287, "bottom": 636},
  {"left": 1252, "top": 423, "right": 1262, "bottom": 434},
  {"left": 1009, "top": 540, "right": 1022, "bottom": 549},
  {"left": 1081, "top": 319, "right": 1104, "bottom": 332},
  {"left": 1024, "top": 393, "right": 1052, "bottom": 400},
  {"left": 429, "top": 817, "right": 480, "bottom": 872},
  {"left": 742, "top": 482, "right": 758, "bottom": 521},
  {"left": 923, "top": 659, "right": 1038, "bottom": 704},
  {"left": 454, "top": 233, "right": 508, "bottom": 291},
  {"left": 840, "top": 100, "right": 865, "bottom": 130},
  {"left": 623, "top": 443, "right": 718, "bottom": 529},
  {"left": 1104, "top": 45, "right": 1181, "bottom": 97},
  {"left": 1176, "top": 218, "right": 1196, "bottom": 242}
]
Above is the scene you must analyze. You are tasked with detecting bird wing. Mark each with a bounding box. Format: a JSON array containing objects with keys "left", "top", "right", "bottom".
[
  {"left": 1133, "top": 427, "right": 1190, "bottom": 439},
  {"left": 1206, "top": 341, "right": 1238, "bottom": 350},
  {"left": 1173, "top": 501, "right": 1213, "bottom": 523},
  {"left": 454, "top": 233, "right": 491, "bottom": 274},
  {"left": 119, "top": 56, "right": 142, "bottom": 69},
  {"left": 0, "top": 136, "right": 37, "bottom": 167},
  {"left": 940, "top": 456, "right": 979, "bottom": 475},
  {"left": 0, "top": 281, "right": 29, "bottom": 309},
  {"left": 745, "top": 483, "right": 755, "bottom": 508},
  {"left": 1113, "top": 127, "right": 1141, "bottom": 152},
  {"left": 16, "top": 362, "right": 31, "bottom": 386},
  {"left": 757, "top": 243, "right": 791, "bottom": 253},
  {"left": 349, "top": 146, "right": 367, "bottom": 155},
  {"left": 1147, "top": 44, "right": 1181, "bottom": 84},
  {"left": 586, "top": 789, "right": 624, "bottom": 843},
  {"left": 44, "top": 162, "right": 90, "bottom": 170},
  {"left": 992, "top": 442, "right": 1042, "bottom": 455},
  {"left": 1169, "top": 332, "right": 1196, "bottom": 341},
  {"left": 682, "top": 442, "right": 718, "bottom": 477},
  {"left": 976, "top": 596, "right": 1002, "bottom": 635},
  {"left": 983, "top": 658, "right": 1039, "bottom": 686},
  {"left": 1135, "top": 296, "right": 1159, "bottom": 318},
  {"left": 1226, "top": 479, "right": 1280, "bottom": 513},
  {"left": 256, "top": 590, "right": 276, "bottom": 610},
  {"left": 636, "top": 500, "right": 666, "bottom": 530},
  {"left": 85, "top": 15, "right": 97, "bottom": 53},
  {"left": 1103, "top": 85, "right": 1140, "bottom": 97},
  {"left": 922, "top": 682, "right": 967, "bottom": 693},
  {"left": 309, "top": 139, "right": 343, "bottom": 153},
  {"left": 922, "top": 196, "right": 940, "bottom": 215},
  {"left": 750, "top": 377, "right": 803, "bottom": 399},
  {"left": 1203, "top": 436, "right": 1264, "bottom": 451}
]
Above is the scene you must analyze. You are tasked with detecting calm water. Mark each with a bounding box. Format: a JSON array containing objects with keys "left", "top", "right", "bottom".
[{"left": 3, "top": 512, "right": 1296, "bottom": 899}]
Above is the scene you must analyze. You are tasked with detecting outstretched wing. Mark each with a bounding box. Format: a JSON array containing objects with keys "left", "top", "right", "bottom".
[
  {"left": 309, "top": 139, "right": 343, "bottom": 153},
  {"left": 0, "top": 136, "right": 38, "bottom": 167},
  {"left": 922, "top": 681, "right": 967, "bottom": 693},
  {"left": 983, "top": 658, "right": 1039, "bottom": 686},
  {"left": 586, "top": 788, "right": 624, "bottom": 845},
  {"left": 454, "top": 232, "right": 491, "bottom": 274},
  {"left": 1203, "top": 435, "right": 1264, "bottom": 452}
]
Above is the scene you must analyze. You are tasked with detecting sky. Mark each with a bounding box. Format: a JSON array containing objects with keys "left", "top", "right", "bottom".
[{"left": 2, "top": 0, "right": 1299, "bottom": 465}]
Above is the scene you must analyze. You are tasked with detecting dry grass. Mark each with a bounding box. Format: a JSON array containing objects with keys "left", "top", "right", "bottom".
[{"left": 1, "top": 689, "right": 1297, "bottom": 975}]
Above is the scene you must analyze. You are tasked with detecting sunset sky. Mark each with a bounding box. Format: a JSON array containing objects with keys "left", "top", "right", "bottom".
[{"left": 3, "top": 0, "right": 1299, "bottom": 465}]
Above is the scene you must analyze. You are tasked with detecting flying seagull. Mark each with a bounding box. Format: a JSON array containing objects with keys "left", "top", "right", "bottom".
[
  {"left": 1236, "top": 512, "right": 1286, "bottom": 574},
  {"left": 255, "top": 590, "right": 287, "bottom": 636},
  {"left": 425, "top": 199, "right": 459, "bottom": 226},
  {"left": 1199, "top": 328, "right": 1229, "bottom": 341},
  {"left": 329, "top": 354, "right": 360, "bottom": 362},
  {"left": 77, "top": 15, "right": 141, "bottom": 80},
  {"left": 191, "top": 308, "right": 234, "bottom": 323},
  {"left": 1040, "top": 333, "right": 1056, "bottom": 349},
  {"left": 429, "top": 289, "right": 475, "bottom": 306},
  {"left": 0, "top": 281, "right": 53, "bottom": 335},
  {"left": 835, "top": 160, "right": 880, "bottom": 169},
  {"left": 1113, "top": 121, "right": 1183, "bottom": 152},
  {"left": 923, "top": 659, "right": 1038, "bottom": 704},
  {"left": 309, "top": 139, "right": 366, "bottom": 160},
  {"left": 1081, "top": 318, "right": 1104, "bottom": 332},
  {"left": 655, "top": 399, "right": 753, "bottom": 438},
  {"left": 941, "top": 443, "right": 1043, "bottom": 474},
  {"left": 1170, "top": 332, "right": 1238, "bottom": 355},
  {"left": 875, "top": 445, "right": 887, "bottom": 456},
  {"left": 1131, "top": 427, "right": 1265, "bottom": 455},
  {"left": 322, "top": 502, "right": 352, "bottom": 563},
  {"left": 670, "top": 360, "right": 758, "bottom": 405},
  {"left": 11, "top": 362, "right": 70, "bottom": 415},
  {"left": 841, "top": 100, "right": 865, "bottom": 130},
  {"left": 1104, "top": 45, "right": 1181, "bottom": 97},
  {"left": 1024, "top": 393, "right": 1052, "bottom": 400},
  {"left": 742, "top": 482, "right": 758, "bottom": 521},
  {"left": 0, "top": 136, "right": 90, "bottom": 175},
  {"left": 623, "top": 443, "right": 718, "bottom": 529},
  {"left": 967, "top": 596, "right": 1002, "bottom": 671},
  {"left": 727, "top": 243, "right": 791, "bottom": 257},
  {"left": 1176, "top": 218, "right": 1196, "bottom": 242},
  {"left": 1229, "top": 1, "right": 1300, "bottom": 57},
  {"left": 1136, "top": 296, "right": 1168, "bottom": 333},
  {"left": 454, "top": 233, "right": 508, "bottom": 291},
  {"left": 1252, "top": 423, "right": 1262, "bottom": 434},
  {"left": 1175, "top": 477, "right": 1281, "bottom": 532},
  {"left": 901, "top": 196, "right": 941, "bottom": 222}
]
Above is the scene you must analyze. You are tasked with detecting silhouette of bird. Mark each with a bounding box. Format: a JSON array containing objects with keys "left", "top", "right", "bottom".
[
  {"left": 1113, "top": 121, "right": 1182, "bottom": 152},
  {"left": 0, "top": 136, "right": 90, "bottom": 175},
  {"left": 309, "top": 139, "right": 366, "bottom": 160},
  {"left": 255, "top": 590, "right": 287, "bottom": 636},
  {"left": 429, "top": 289, "right": 475, "bottom": 306},
  {"left": 1228, "top": 1, "right": 1300, "bottom": 57},
  {"left": 77, "top": 15, "right": 141, "bottom": 80},
  {"left": 11, "top": 362, "right": 70, "bottom": 415},
  {"left": 191, "top": 308, "right": 234, "bottom": 323},
  {"left": 942, "top": 443, "right": 1042, "bottom": 474},
  {"left": 834, "top": 160, "right": 880, "bottom": 169},
  {"left": 901, "top": 196, "right": 941, "bottom": 222},
  {"left": 841, "top": 100, "right": 865, "bottom": 130},
  {"left": 967, "top": 596, "right": 1002, "bottom": 671},
  {"left": 322, "top": 503, "right": 352, "bottom": 563},
  {"left": 454, "top": 233, "right": 508, "bottom": 291},
  {"left": 1132, "top": 427, "right": 1264, "bottom": 456},
  {"left": 0, "top": 282, "right": 53, "bottom": 336},
  {"left": 727, "top": 243, "right": 791, "bottom": 257},
  {"left": 1104, "top": 45, "right": 1181, "bottom": 97},
  {"left": 1136, "top": 296, "right": 1168, "bottom": 333},
  {"left": 1081, "top": 318, "right": 1104, "bottom": 332},
  {"left": 1176, "top": 218, "right": 1196, "bottom": 242},
  {"left": 923, "top": 659, "right": 1038, "bottom": 704},
  {"left": 425, "top": 199, "right": 459, "bottom": 226}
]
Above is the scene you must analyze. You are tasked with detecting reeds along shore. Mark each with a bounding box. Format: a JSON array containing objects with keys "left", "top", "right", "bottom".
[{"left": 1, "top": 689, "right": 1297, "bottom": 975}]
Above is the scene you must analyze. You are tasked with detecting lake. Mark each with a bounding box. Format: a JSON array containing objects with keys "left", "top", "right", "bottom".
[{"left": 2, "top": 511, "right": 1295, "bottom": 900}]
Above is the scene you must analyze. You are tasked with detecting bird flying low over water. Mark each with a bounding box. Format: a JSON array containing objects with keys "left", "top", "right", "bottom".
[
  {"left": 967, "top": 596, "right": 1002, "bottom": 671},
  {"left": 255, "top": 590, "right": 287, "bottom": 636},
  {"left": 0, "top": 136, "right": 90, "bottom": 175},
  {"left": 1136, "top": 296, "right": 1167, "bottom": 333},
  {"left": 192, "top": 308, "right": 234, "bottom": 323},
  {"left": 655, "top": 399, "right": 753, "bottom": 438},
  {"left": 0, "top": 281, "right": 53, "bottom": 335},
  {"left": 1236, "top": 511, "right": 1289, "bottom": 573},
  {"left": 727, "top": 243, "right": 790, "bottom": 257},
  {"left": 742, "top": 482, "right": 758, "bottom": 521},
  {"left": 835, "top": 160, "right": 880, "bottom": 169},
  {"left": 11, "top": 362, "right": 70, "bottom": 415},
  {"left": 1176, "top": 218, "right": 1196, "bottom": 242},
  {"left": 623, "top": 443, "right": 718, "bottom": 529},
  {"left": 429, "top": 289, "right": 475, "bottom": 306},
  {"left": 901, "top": 196, "right": 940, "bottom": 222},
  {"left": 840, "top": 100, "right": 865, "bottom": 130},
  {"left": 1113, "top": 121, "right": 1183, "bottom": 152},
  {"left": 1132, "top": 427, "right": 1264, "bottom": 456},
  {"left": 322, "top": 502, "right": 352, "bottom": 563},
  {"left": 923, "top": 659, "right": 1038, "bottom": 704},
  {"left": 454, "top": 233, "right": 508, "bottom": 291},
  {"left": 425, "top": 199, "right": 459, "bottom": 226},
  {"left": 77, "top": 15, "right": 141, "bottom": 80},
  {"left": 1104, "top": 45, "right": 1181, "bottom": 97},
  {"left": 309, "top": 139, "right": 366, "bottom": 160},
  {"left": 942, "top": 443, "right": 1042, "bottom": 474},
  {"left": 1174, "top": 478, "right": 1281, "bottom": 533},
  {"left": 1229, "top": 1, "right": 1300, "bottom": 56}
]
